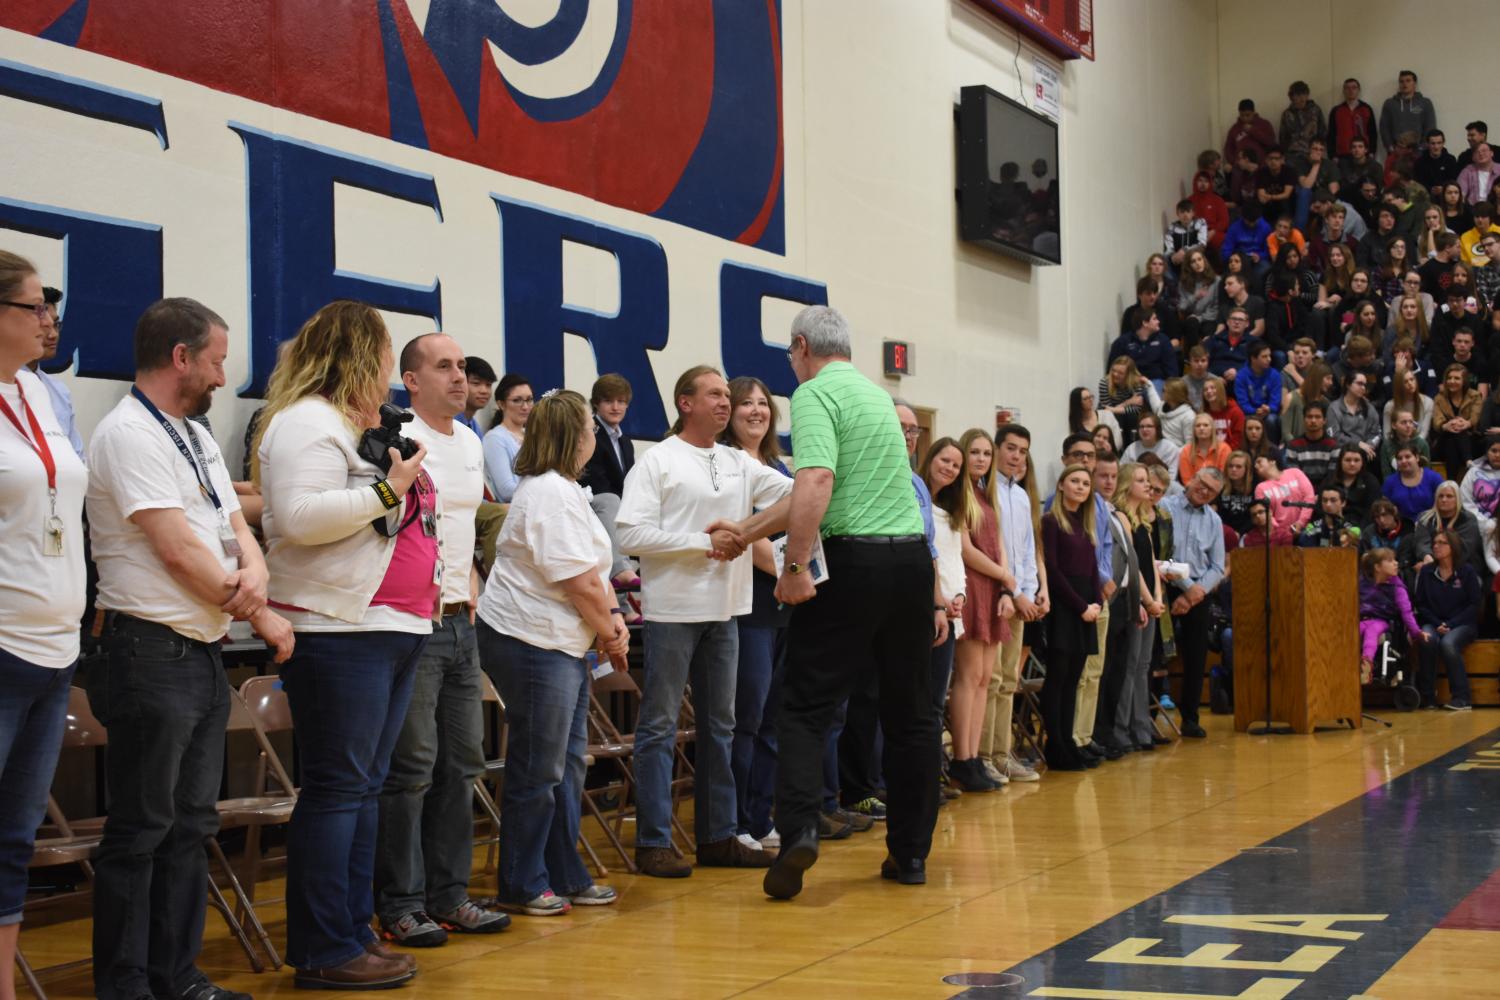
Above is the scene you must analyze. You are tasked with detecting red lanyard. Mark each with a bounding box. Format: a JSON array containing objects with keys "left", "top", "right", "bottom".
[{"left": 0, "top": 377, "right": 58, "bottom": 492}]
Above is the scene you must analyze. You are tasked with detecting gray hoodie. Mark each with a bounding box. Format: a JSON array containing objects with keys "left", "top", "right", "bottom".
[{"left": 1379, "top": 91, "right": 1436, "bottom": 151}]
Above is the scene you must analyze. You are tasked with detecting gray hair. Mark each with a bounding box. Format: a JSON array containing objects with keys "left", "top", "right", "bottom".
[
  {"left": 790, "top": 305, "right": 851, "bottom": 359},
  {"left": 1196, "top": 467, "right": 1225, "bottom": 485},
  {"left": 892, "top": 397, "right": 913, "bottom": 411}
]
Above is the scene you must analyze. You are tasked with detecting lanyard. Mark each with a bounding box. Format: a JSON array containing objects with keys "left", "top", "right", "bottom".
[
  {"left": 0, "top": 377, "right": 58, "bottom": 495},
  {"left": 130, "top": 386, "right": 224, "bottom": 516}
]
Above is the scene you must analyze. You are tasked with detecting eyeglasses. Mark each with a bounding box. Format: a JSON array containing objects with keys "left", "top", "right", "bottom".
[
  {"left": 901, "top": 426, "right": 921, "bottom": 439},
  {"left": 509, "top": 396, "right": 535, "bottom": 407},
  {"left": 0, "top": 301, "right": 48, "bottom": 320},
  {"left": 1065, "top": 449, "right": 1094, "bottom": 460}
]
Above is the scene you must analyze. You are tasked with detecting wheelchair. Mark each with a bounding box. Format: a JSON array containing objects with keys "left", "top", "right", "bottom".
[{"left": 1367, "top": 628, "right": 1421, "bottom": 713}]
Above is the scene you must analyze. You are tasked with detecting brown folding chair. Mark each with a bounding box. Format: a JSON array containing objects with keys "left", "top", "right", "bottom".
[
  {"left": 213, "top": 687, "right": 297, "bottom": 970},
  {"left": 228, "top": 676, "right": 299, "bottom": 923},
  {"left": 474, "top": 672, "right": 507, "bottom": 872}
]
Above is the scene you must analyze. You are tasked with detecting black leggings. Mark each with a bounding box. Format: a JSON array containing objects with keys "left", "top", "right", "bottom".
[{"left": 1041, "top": 648, "right": 1087, "bottom": 768}]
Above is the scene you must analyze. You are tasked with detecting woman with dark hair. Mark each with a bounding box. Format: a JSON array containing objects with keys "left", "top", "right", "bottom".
[
  {"left": 1343, "top": 271, "right": 1388, "bottom": 330},
  {"left": 1093, "top": 422, "right": 1120, "bottom": 459},
  {"left": 1241, "top": 415, "right": 1279, "bottom": 467},
  {"left": 1216, "top": 251, "right": 1250, "bottom": 318},
  {"left": 1121, "top": 412, "right": 1181, "bottom": 470},
  {"left": 1068, "top": 385, "right": 1121, "bottom": 444},
  {"left": 1040, "top": 465, "right": 1101, "bottom": 772},
  {"left": 720, "top": 376, "right": 792, "bottom": 851},
  {"left": 922, "top": 437, "right": 975, "bottom": 779},
  {"left": 1432, "top": 363, "right": 1484, "bottom": 479},
  {"left": 1375, "top": 236, "right": 1410, "bottom": 302},
  {"left": 1282, "top": 359, "right": 1334, "bottom": 441},
  {"left": 1327, "top": 370, "right": 1382, "bottom": 460},
  {"left": 1413, "top": 527, "right": 1480, "bottom": 710},
  {"left": 1145, "top": 252, "right": 1179, "bottom": 312},
  {"left": 0, "top": 251, "right": 88, "bottom": 995},
  {"left": 1177, "top": 248, "right": 1219, "bottom": 351},
  {"left": 481, "top": 372, "right": 534, "bottom": 502},
  {"left": 1263, "top": 244, "right": 1318, "bottom": 308},
  {"left": 1322, "top": 446, "right": 1382, "bottom": 523},
  {"left": 1441, "top": 182, "right": 1473, "bottom": 235}
]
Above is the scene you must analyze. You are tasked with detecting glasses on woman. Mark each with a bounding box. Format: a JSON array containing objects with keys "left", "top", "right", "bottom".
[{"left": 0, "top": 300, "right": 48, "bottom": 320}]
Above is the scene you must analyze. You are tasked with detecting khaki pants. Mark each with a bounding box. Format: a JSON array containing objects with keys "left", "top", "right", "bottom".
[
  {"left": 1073, "top": 603, "right": 1111, "bottom": 746},
  {"left": 979, "top": 614, "right": 1024, "bottom": 762}
]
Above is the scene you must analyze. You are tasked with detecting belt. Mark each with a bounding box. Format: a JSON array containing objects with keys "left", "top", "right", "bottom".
[
  {"left": 824, "top": 534, "right": 925, "bottom": 545},
  {"left": 441, "top": 602, "right": 470, "bottom": 618}
]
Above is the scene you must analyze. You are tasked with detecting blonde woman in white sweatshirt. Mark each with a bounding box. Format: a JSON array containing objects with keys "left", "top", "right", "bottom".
[{"left": 254, "top": 301, "right": 434, "bottom": 991}]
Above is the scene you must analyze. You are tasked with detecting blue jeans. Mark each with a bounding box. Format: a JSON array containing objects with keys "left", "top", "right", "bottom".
[
  {"left": 1420, "top": 624, "right": 1476, "bottom": 705},
  {"left": 375, "top": 616, "right": 485, "bottom": 920},
  {"left": 0, "top": 648, "right": 74, "bottom": 926},
  {"left": 476, "top": 625, "right": 593, "bottom": 901},
  {"left": 732, "top": 622, "right": 785, "bottom": 838},
  {"left": 88, "top": 616, "right": 229, "bottom": 1000},
  {"left": 636, "top": 620, "right": 738, "bottom": 849},
  {"left": 281, "top": 630, "right": 424, "bottom": 970}
]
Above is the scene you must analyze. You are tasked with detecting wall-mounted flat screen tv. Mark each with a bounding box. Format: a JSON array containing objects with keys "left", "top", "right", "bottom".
[{"left": 957, "top": 85, "right": 1060, "bottom": 265}]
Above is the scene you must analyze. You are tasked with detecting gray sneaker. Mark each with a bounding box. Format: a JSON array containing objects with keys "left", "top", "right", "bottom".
[
  {"left": 433, "top": 899, "right": 510, "bottom": 934},
  {"left": 980, "top": 758, "right": 1011, "bottom": 786},
  {"left": 1444, "top": 700, "right": 1473, "bottom": 711},
  {"left": 1002, "top": 754, "right": 1041, "bottom": 782},
  {"left": 380, "top": 910, "right": 448, "bottom": 947}
]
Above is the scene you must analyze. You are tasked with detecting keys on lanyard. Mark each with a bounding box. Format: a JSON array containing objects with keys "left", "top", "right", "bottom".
[
  {"left": 0, "top": 379, "right": 64, "bottom": 557},
  {"left": 130, "top": 387, "right": 241, "bottom": 559}
]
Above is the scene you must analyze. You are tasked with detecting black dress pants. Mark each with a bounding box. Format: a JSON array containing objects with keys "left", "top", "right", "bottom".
[
  {"left": 775, "top": 538, "right": 939, "bottom": 862},
  {"left": 1170, "top": 592, "right": 1212, "bottom": 726}
]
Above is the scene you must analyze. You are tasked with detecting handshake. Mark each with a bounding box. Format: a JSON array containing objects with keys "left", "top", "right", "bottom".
[{"left": 705, "top": 519, "right": 749, "bottom": 561}]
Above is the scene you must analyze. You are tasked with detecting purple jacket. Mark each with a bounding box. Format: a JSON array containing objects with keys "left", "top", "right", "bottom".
[{"left": 1359, "top": 576, "right": 1420, "bottom": 638}]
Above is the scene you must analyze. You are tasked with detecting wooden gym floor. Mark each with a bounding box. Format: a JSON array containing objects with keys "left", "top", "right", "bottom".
[{"left": 18, "top": 710, "right": 1500, "bottom": 999}]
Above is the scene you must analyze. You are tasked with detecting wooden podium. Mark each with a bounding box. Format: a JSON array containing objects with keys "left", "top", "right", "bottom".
[{"left": 1231, "top": 546, "right": 1361, "bottom": 733}]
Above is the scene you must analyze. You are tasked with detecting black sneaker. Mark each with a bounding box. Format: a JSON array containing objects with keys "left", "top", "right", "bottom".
[
  {"left": 1444, "top": 700, "right": 1473, "bottom": 712},
  {"left": 381, "top": 910, "right": 449, "bottom": 947},
  {"left": 177, "top": 982, "right": 252, "bottom": 1000}
]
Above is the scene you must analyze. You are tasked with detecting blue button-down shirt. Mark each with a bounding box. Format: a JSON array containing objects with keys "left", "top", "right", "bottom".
[
  {"left": 911, "top": 472, "right": 939, "bottom": 560},
  {"left": 34, "top": 368, "right": 84, "bottom": 461},
  {"left": 996, "top": 475, "right": 1038, "bottom": 599},
  {"left": 1160, "top": 491, "right": 1226, "bottom": 593}
]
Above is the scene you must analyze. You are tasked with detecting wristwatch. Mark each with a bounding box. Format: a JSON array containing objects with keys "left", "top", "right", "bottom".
[{"left": 787, "top": 562, "right": 806, "bottom": 575}]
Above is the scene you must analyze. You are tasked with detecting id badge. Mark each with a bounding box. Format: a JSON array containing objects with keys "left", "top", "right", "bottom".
[
  {"left": 219, "top": 521, "right": 244, "bottom": 559},
  {"left": 43, "top": 517, "right": 64, "bottom": 557}
]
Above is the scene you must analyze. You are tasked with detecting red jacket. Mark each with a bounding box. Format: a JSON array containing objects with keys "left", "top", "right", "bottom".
[
  {"left": 1328, "top": 100, "right": 1377, "bottom": 157},
  {"left": 1191, "top": 172, "right": 1230, "bottom": 239},
  {"left": 1225, "top": 115, "right": 1277, "bottom": 166}
]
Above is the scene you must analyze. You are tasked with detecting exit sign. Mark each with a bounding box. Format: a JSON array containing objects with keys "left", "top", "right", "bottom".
[{"left": 883, "top": 340, "right": 913, "bottom": 377}]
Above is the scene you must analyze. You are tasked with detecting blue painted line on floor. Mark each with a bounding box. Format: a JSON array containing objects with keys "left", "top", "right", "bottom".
[{"left": 949, "top": 725, "right": 1500, "bottom": 998}]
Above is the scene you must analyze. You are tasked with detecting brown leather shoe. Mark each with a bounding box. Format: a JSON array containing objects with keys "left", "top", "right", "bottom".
[
  {"left": 294, "top": 951, "right": 415, "bottom": 990},
  {"left": 364, "top": 939, "right": 417, "bottom": 972},
  {"left": 635, "top": 845, "right": 693, "bottom": 878},
  {"left": 696, "top": 836, "right": 775, "bottom": 868}
]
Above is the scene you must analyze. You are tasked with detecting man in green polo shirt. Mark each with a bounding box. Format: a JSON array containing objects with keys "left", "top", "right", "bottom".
[{"left": 714, "top": 305, "right": 941, "bottom": 900}]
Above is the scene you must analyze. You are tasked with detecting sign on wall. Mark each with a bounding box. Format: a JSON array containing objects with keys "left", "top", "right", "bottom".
[{"left": 0, "top": 0, "right": 825, "bottom": 442}]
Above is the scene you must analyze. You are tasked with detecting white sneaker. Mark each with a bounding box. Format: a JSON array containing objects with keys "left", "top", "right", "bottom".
[
  {"left": 980, "top": 758, "right": 1010, "bottom": 786},
  {"left": 1003, "top": 754, "right": 1041, "bottom": 782},
  {"left": 735, "top": 832, "right": 763, "bottom": 851},
  {"left": 758, "top": 828, "right": 781, "bottom": 849}
]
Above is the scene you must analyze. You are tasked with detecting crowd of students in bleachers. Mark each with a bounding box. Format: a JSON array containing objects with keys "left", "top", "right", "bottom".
[{"left": 1090, "top": 70, "right": 1500, "bottom": 710}]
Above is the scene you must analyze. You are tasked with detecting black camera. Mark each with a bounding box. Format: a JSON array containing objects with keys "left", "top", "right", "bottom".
[{"left": 357, "top": 403, "right": 420, "bottom": 474}]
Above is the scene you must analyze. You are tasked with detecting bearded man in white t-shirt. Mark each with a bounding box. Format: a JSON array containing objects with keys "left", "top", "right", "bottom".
[
  {"left": 373, "top": 334, "right": 510, "bottom": 945},
  {"left": 86, "top": 298, "right": 292, "bottom": 1000},
  {"left": 617, "top": 365, "right": 793, "bottom": 877}
]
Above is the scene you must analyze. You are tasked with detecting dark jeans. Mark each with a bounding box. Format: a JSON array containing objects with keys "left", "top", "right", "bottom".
[
  {"left": 375, "top": 616, "right": 485, "bottom": 921},
  {"left": 282, "top": 630, "right": 424, "bottom": 970},
  {"left": 776, "top": 538, "right": 939, "bottom": 862},
  {"left": 929, "top": 630, "right": 956, "bottom": 723},
  {"left": 1419, "top": 624, "right": 1477, "bottom": 705},
  {"left": 476, "top": 626, "right": 593, "bottom": 901},
  {"left": 0, "top": 648, "right": 75, "bottom": 926},
  {"left": 1170, "top": 592, "right": 1211, "bottom": 726},
  {"left": 88, "top": 616, "right": 228, "bottom": 1000},
  {"left": 732, "top": 622, "right": 785, "bottom": 839}
]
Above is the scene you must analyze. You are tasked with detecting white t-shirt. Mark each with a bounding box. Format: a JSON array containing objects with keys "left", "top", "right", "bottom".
[
  {"left": 87, "top": 393, "right": 242, "bottom": 643},
  {"left": 616, "top": 435, "right": 794, "bottom": 623},
  {"left": 0, "top": 371, "right": 88, "bottom": 668},
  {"left": 478, "top": 472, "right": 611, "bottom": 657},
  {"left": 406, "top": 412, "right": 484, "bottom": 606},
  {"left": 932, "top": 509, "right": 967, "bottom": 605}
]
